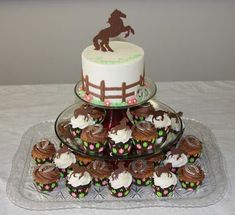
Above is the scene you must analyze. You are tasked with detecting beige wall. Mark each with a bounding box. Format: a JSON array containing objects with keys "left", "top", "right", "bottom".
[{"left": 0, "top": 0, "right": 235, "bottom": 85}]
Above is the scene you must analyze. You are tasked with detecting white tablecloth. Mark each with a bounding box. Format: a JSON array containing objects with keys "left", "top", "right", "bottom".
[{"left": 0, "top": 81, "right": 234, "bottom": 215}]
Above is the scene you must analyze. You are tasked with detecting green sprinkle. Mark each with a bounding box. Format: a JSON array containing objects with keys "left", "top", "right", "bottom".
[
  {"left": 143, "top": 142, "right": 148, "bottom": 148},
  {"left": 95, "top": 143, "right": 100, "bottom": 148},
  {"left": 139, "top": 117, "right": 144, "bottom": 121},
  {"left": 151, "top": 139, "right": 156, "bottom": 143},
  {"left": 158, "top": 130, "right": 164, "bottom": 136},
  {"left": 59, "top": 172, "right": 64, "bottom": 178},
  {"left": 136, "top": 179, "right": 142, "bottom": 185},
  {"left": 51, "top": 183, "right": 56, "bottom": 188},
  {"left": 83, "top": 142, "right": 88, "bottom": 147},
  {"left": 124, "top": 190, "right": 130, "bottom": 196},
  {"left": 169, "top": 191, "right": 173, "bottom": 197},
  {"left": 95, "top": 182, "right": 101, "bottom": 187},
  {"left": 112, "top": 189, "right": 116, "bottom": 194},
  {"left": 112, "top": 148, "right": 117, "bottom": 154},
  {"left": 79, "top": 193, "right": 85, "bottom": 199},
  {"left": 189, "top": 157, "right": 195, "bottom": 163},
  {"left": 190, "top": 182, "right": 195, "bottom": 187},
  {"left": 145, "top": 180, "right": 151, "bottom": 185},
  {"left": 156, "top": 191, "right": 162, "bottom": 197},
  {"left": 124, "top": 144, "right": 129, "bottom": 149},
  {"left": 182, "top": 182, "right": 187, "bottom": 188}
]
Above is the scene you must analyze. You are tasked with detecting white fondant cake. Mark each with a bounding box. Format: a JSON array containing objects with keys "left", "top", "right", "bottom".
[{"left": 81, "top": 41, "right": 145, "bottom": 105}]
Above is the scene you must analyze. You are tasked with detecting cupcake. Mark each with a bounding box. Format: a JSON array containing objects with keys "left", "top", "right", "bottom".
[
  {"left": 69, "top": 105, "right": 95, "bottom": 138},
  {"left": 80, "top": 124, "right": 108, "bottom": 154},
  {"left": 33, "top": 163, "right": 60, "bottom": 192},
  {"left": 163, "top": 147, "right": 188, "bottom": 173},
  {"left": 132, "top": 121, "right": 157, "bottom": 153},
  {"left": 76, "top": 154, "right": 94, "bottom": 166},
  {"left": 31, "top": 138, "right": 56, "bottom": 165},
  {"left": 54, "top": 146, "right": 76, "bottom": 178},
  {"left": 108, "top": 118, "right": 132, "bottom": 156},
  {"left": 78, "top": 104, "right": 106, "bottom": 123},
  {"left": 146, "top": 152, "right": 165, "bottom": 166},
  {"left": 66, "top": 164, "right": 92, "bottom": 199},
  {"left": 130, "top": 102, "right": 155, "bottom": 123},
  {"left": 128, "top": 159, "right": 154, "bottom": 186},
  {"left": 178, "top": 164, "right": 205, "bottom": 190},
  {"left": 152, "top": 163, "right": 177, "bottom": 197},
  {"left": 178, "top": 135, "right": 202, "bottom": 163},
  {"left": 168, "top": 112, "right": 182, "bottom": 134},
  {"left": 109, "top": 162, "right": 132, "bottom": 197},
  {"left": 146, "top": 110, "right": 171, "bottom": 144},
  {"left": 87, "top": 160, "right": 113, "bottom": 186}
]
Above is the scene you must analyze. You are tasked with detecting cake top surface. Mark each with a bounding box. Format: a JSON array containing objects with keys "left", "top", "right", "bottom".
[{"left": 82, "top": 41, "right": 144, "bottom": 65}]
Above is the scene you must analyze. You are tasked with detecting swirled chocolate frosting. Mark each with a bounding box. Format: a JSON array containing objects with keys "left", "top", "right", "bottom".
[
  {"left": 87, "top": 160, "right": 113, "bottom": 179},
  {"left": 32, "top": 139, "right": 56, "bottom": 159},
  {"left": 178, "top": 164, "right": 205, "bottom": 182},
  {"left": 33, "top": 163, "right": 60, "bottom": 184},
  {"left": 132, "top": 121, "right": 157, "bottom": 140},
  {"left": 130, "top": 102, "right": 155, "bottom": 117},
  {"left": 178, "top": 135, "right": 202, "bottom": 155},
  {"left": 128, "top": 159, "right": 154, "bottom": 178},
  {"left": 81, "top": 125, "right": 108, "bottom": 143}
]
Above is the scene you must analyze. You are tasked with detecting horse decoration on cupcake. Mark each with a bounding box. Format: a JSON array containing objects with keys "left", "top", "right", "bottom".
[{"left": 93, "top": 9, "right": 135, "bottom": 52}]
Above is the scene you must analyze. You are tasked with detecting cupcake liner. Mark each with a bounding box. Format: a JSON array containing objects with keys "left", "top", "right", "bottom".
[
  {"left": 155, "top": 127, "right": 170, "bottom": 145},
  {"left": 133, "top": 177, "right": 152, "bottom": 186},
  {"left": 152, "top": 184, "right": 176, "bottom": 197},
  {"left": 108, "top": 185, "right": 131, "bottom": 198},
  {"left": 82, "top": 141, "right": 106, "bottom": 154},
  {"left": 35, "top": 181, "right": 58, "bottom": 192},
  {"left": 33, "top": 156, "right": 54, "bottom": 165},
  {"left": 179, "top": 179, "right": 202, "bottom": 190},
  {"left": 187, "top": 153, "right": 201, "bottom": 164},
  {"left": 133, "top": 139, "right": 156, "bottom": 152},
  {"left": 67, "top": 182, "right": 91, "bottom": 199},
  {"left": 108, "top": 139, "right": 132, "bottom": 156},
  {"left": 93, "top": 177, "right": 109, "bottom": 186}
]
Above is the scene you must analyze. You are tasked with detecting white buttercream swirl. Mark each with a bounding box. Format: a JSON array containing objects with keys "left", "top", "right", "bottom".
[
  {"left": 54, "top": 152, "right": 76, "bottom": 169},
  {"left": 153, "top": 172, "right": 177, "bottom": 189},
  {"left": 70, "top": 115, "right": 94, "bottom": 129},
  {"left": 146, "top": 113, "right": 171, "bottom": 129},
  {"left": 109, "top": 171, "right": 132, "bottom": 189},
  {"left": 67, "top": 171, "right": 92, "bottom": 187},
  {"left": 108, "top": 128, "right": 132, "bottom": 143},
  {"left": 163, "top": 152, "right": 188, "bottom": 168}
]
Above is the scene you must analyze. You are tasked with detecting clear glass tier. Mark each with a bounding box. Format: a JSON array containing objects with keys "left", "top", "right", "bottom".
[
  {"left": 74, "top": 77, "right": 157, "bottom": 109},
  {"left": 54, "top": 99, "right": 184, "bottom": 160}
]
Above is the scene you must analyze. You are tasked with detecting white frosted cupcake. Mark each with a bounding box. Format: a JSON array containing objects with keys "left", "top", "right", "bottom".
[
  {"left": 145, "top": 110, "right": 171, "bottom": 144},
  {"left": 66, "top": 164, "right": 92, "bottom": 199},
  {"left": 163, "top": 147, "right": 188, "bottom": 173},
  {"left": 109, "top": 163, "right": 132, "bottom": 197},
  {"left": 54, "top": 146, "right": 76, "bottom": 178},
  {"left": 152, "top": 164, "right": 177, "bottom": 197},
  {"left": 108, "top": 118, "right": 132, "bottom": 156}
]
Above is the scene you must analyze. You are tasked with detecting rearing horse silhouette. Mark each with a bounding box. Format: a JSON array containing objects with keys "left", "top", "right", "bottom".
[{"left": 93, "top": 9, "right": 135, "bottom": 52}]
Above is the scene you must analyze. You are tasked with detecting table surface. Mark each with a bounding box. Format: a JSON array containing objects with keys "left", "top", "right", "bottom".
[{"left": 0, "top": 81, "right": 234, "bottom": 215}]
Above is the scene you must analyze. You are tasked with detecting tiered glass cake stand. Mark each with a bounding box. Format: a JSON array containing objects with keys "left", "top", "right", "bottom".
[
  {"left": 55, "top": 77, "right": 184, "bottom": 161},
  {"left": 6, "top": 78, "right": 227, "bottom": 210}
]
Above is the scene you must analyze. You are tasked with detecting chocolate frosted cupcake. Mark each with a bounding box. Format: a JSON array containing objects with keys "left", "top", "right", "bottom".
[
  {"left": 132, "top": 121, "right": 157, "bottom": 153},
  {"left": 31, "top": 139, "right": 56, "bottom": 165},
  {"left": 33, "top": 163, "right": 60, "bottom": 192},
  {"left": 81, "top": 124, "right": 107, "bottom": 154},
  {"left": 109, "top": 162, "right": 132, "bottom": 197},
  {"left": 146, "top": 152, "right": 165, "bottom": 166},
  {"left": 69, "top": 105, "right": 95, "bottom": 138},
  {"left": 66, "top": 164, "right": 92, "bottom": 199},
  {"left": 130, "top": 102, "right": 155, "bottom": 123},
  {"left": 163, "top": 147, "right": 188, "bottom": 174},
  {"left": 76, "top": 154, "right": 94, "bottom": 166},
  {"left": 152, "top": 164, "right": 177, "bottom": 197},
  {"left": 178, "top": 164, "right": 205, "bottom": 190},
  {"left": 178, "top": 135, "right": 202, "bottom": 163},
  {"left": 146, "top": 110, "right": 171, "bottom": 145},
  {"left": 87, "top": 160, "right": 113, "bottom": 186},
  {"left": 108, "top": 118, "right": 132, "bottom": 156},
  {"left": 128, "top": 159, "right": 154, "bottom": 186},
  {"left": 54, "top": 146, "right": 76, "bottom": 178}
]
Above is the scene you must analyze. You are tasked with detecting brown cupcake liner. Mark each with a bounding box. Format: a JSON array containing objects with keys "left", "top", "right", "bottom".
[
  {"left": 152, "top": 184, "right": 176, "bottom": 197},
  {"left": 82, "top": 141, "right": 106, "bottom": 154},
  {"left": 133, "top": 139, "right": 156, "bottom": 152},
  {"left": 187, "top": 153, "right": 201, "bottom": 164},
  {"left": 33, "top": 156, "right": 54, "bottom": 165},
  {"left": 108, "top": 185, "right": 131, "bottom": 198},
  {"left": 179, "top": 179, "right": 202, "bottom": 190},
  {"left": 67, "top": 182, "right": 91, "bottom": 199},
  {"left": 108, "top": 139, "right": 132, "bottom": 156},
  {"left": 35, "top": 181, "right": 58, "bottom": 192},
  {"left": 93, "top": 177, "right": 109, "bottom": 186},
  {"left": 133, "top": 177, "right": 152, "bottom": 186}
]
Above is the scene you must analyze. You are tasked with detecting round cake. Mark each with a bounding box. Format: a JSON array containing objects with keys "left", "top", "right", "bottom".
[{"left": 80, "top": 41, "right": 145, "bottom": 105}]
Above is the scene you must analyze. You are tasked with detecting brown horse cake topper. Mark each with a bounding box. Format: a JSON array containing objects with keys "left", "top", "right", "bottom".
[{"left": 93, "top": 9, "right": 135, "bottom": 52}]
